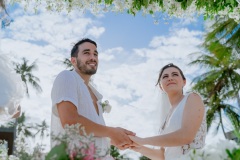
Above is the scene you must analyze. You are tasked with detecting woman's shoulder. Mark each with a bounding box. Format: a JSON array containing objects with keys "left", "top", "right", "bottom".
[
  {"left": 186, "top": 92, "right": 203, "bottom": 100},
  {"left": 185, "top": 92, "right": 205, "bottom": 108}
]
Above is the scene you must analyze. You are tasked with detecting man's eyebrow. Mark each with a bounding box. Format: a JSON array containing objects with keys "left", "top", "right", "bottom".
[
  {"left": 82, "top": 49, "right": 90, "bottom": 52},
  {"left": 82, "top": 49, "right": 98, "bottom": 54}
]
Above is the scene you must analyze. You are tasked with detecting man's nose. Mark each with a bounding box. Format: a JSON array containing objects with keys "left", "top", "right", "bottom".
[{"left": 89, "top": 53, "right": 97, "bottom": 61}]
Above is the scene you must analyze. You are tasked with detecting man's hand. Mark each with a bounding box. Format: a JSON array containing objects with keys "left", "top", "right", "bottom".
[{"left": 108, "top": 127, "right": 135, "bottom": 150}]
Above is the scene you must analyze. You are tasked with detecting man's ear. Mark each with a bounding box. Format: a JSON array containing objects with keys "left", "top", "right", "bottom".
[{"left": 71, "top": 57, "right": 76, "bottom": 65}]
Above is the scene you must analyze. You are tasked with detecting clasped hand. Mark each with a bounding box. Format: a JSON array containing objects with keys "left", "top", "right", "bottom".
[{"left": 110, "top": 127, "right": 136, "bottom": 150}]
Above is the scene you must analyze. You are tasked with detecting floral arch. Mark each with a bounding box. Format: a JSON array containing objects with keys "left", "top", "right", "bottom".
[{"left": 6, "top": 0, "right": 240, "bottom": 22}]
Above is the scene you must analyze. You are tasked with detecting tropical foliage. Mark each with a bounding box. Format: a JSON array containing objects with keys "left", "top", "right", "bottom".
[
  {"left": 9, "top": 0, "right": 240, "bottom": 22},
  {"left": 14, "top": 57, "right": 42, "bottom": 97},
  {"left": 16, "top": 112, "right": 49, "bottom": 142},
  {"left": 0, "top": 112, "right": 49, "bottom": 160},
  {"left": 188, "top": 14, "right": 240, "bottom": 136},
  {"left": 181, "top": 136, "right": 239, "bottom": 160},
  {"left": 109, "top": 145, "right": 131, "bottom": 160},
  {"left": 139, "top": 156, "right": 151, "bottom": 160},
  {"left": 189, "top": 43, "right": 240, "bottom": 134},
  {"left": 62, "top": 58, "right": 74, "bottom": 71},
  {"left": 203, "top": 17, "right": 240, "bottom": 55}
]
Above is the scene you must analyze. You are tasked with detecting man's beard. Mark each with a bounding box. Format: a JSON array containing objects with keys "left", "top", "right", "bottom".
[{"left": 76, "top": 59, "right": 97, "bottom": 75}]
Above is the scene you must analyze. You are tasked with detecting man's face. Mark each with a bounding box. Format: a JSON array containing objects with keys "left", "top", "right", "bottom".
[{"left": 75, "top": 42, "right": 98, "bottom": 75}]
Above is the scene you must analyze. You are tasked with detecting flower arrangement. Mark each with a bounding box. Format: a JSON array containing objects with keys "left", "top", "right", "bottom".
[
  {"left": 179, "top": 138, "right": 239, "bottom": 160},
  {"left": 0, "top": 123, "right": 112, "bottom": 160},
  {"left": 101, "top": 100, "right": 112, "bottom": 113},
  {"left": 46, "top": 123, "right": 110, "bottom": 160}
]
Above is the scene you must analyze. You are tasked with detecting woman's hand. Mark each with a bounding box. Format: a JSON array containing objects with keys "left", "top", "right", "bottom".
[
  {"left": 129, "top": 141, "right": 142, "bottom": 152},
  {"left": 128, "top": 135, "right": 144, "bottom": 145},
  {"left": 128, "top": 135, "right": 145, "bottom": 152}
]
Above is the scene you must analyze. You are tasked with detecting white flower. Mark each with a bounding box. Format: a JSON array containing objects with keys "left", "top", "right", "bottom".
[
  {"left": 8, "top": 155, "right": 20, "bottom": 160},
  {"left": 0, "top": 140, "right": 8, "bottom": 159},
  {"left": 49, "top": 123, "right": 108, "bottom": 159},
  {"left": 101, "top": 100, "right": 112, "bottom": 113},
  {"left": 180, "top": 138, "right": 239, "bottom": 160}
]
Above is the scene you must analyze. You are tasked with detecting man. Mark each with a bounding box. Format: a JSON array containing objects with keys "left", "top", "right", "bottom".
[{"left": 51, "top": 38, "right": 134, "bottom": 155}]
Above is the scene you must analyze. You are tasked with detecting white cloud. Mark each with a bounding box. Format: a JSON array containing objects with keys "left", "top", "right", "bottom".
[
  {"left": 86, "top": 26, "right": 105, "bottom": 38},
  {"left": 149, "top": 28, "right": 202, "bottom": 48}
]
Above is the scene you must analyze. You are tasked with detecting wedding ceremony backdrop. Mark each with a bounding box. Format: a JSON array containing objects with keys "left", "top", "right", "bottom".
[{"left": 0, "top": 0, "right": 240, "bottom": 159}]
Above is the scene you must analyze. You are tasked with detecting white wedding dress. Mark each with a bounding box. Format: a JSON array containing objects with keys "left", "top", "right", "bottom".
[
  {"left": 160, "top": 92, "right": 207, "bottom": 160},
  {"left": 0, "top": 54, "right": 24, "bottom": 122}
]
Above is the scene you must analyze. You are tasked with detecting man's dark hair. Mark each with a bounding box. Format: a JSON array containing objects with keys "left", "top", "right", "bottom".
[{"left": 71, "top": 38, "right": 97, "bottom": 57}]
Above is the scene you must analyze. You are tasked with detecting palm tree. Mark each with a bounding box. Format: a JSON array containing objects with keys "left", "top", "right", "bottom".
[
  {"left": 34, "top": 120, "right": 49, "bottom": 142},
  {"left": 62, "top": 58, "right": 73, "bottom": 71},
  {"left": 14, "top": 57, "right": 42, "bottom": 97},
  {"left": 203, "top": 16, "right": 240, "bottom": 53},
  {"left": 188, "top": 41, "right": 240, "bottom": 136},
  {"left": 16, "top": 112, "right": 34, "bottom": 138}
]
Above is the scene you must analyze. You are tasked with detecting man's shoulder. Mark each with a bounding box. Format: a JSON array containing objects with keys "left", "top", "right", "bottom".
[
  {"left": 52, "top": 70, "right": 76, "bottom": 84},
  {"left": 56, "top": 70, "right": 74, "bottom": 78},
  {"left": 58, "top": 70, "right": 73, "bottom": 75}
]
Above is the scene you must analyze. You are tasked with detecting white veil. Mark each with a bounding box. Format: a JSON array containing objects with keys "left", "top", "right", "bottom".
[
  {"left": 157, "top": 90, "right": 171, "bottom": 134},
  {"left": 0, "top": 54, "right": 25, "bottom": 121}
]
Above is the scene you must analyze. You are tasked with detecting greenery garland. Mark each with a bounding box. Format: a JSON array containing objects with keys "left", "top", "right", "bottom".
[{"left": 9, "top": 0, "right": 240, "bottom": 21}]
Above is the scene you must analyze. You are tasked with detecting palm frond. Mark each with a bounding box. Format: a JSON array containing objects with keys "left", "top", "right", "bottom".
[
  {"left": 14, "top": 57, "right": 42, "bottom": 96},
  {"left": 62, "top": 58, "right": 73, "bottom": 71},
  {"left": 225, "top": 106, "right": 240, "bottom": 130}
]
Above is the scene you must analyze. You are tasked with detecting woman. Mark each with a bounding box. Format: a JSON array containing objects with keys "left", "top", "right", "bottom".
[{"left": 129, "top": 63, "right": 206, "bottom": 160}]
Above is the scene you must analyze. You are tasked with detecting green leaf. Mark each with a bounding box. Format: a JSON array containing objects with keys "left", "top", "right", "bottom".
[
  {"left": 175, "top": 0, "right": 183, "bottom": 2},
  {"left": 45, "top": 143, "right": 68, "bottom": 160}
]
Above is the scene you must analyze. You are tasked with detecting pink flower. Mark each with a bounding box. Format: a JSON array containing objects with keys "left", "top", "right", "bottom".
[
  {"left": 69, "top": 150, "right": 77, "bottom": 160},
  {"left": 83, "top": 142, "right": 96, "bottom": 160}
]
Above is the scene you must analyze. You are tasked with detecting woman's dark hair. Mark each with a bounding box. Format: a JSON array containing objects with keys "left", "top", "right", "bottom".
[
  {"left": 71, "top": 38, "right": 97, "bottom": 57},
  {"left": 156, "top": 63, "right": 186, "bottom": 86}
]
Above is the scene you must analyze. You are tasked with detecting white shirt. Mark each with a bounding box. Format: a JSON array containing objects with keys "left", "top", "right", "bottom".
[{"left": 51, "top": 70, "right": 110, "bottom": 154}]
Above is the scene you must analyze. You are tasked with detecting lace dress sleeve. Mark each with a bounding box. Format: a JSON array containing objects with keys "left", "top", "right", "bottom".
[{"left": 182, "top": 112, "right": 207, "bottom": 154}]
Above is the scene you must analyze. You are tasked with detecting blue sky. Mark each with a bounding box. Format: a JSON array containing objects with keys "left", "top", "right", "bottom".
[
  {"left": 0, "top": 2, "right": 231, "bottom": 159},
  {"left": 88, "top": 11, "right": 205, "bottom": 50}
]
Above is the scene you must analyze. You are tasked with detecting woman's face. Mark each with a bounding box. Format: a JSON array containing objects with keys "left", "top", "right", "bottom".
[{"left": 159, "top": 67, "right": 186, "bottom": 93}]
